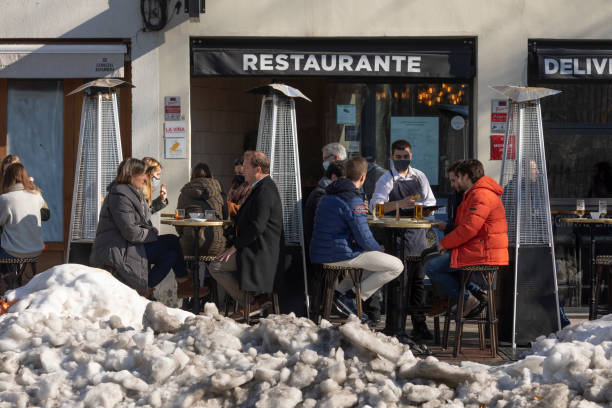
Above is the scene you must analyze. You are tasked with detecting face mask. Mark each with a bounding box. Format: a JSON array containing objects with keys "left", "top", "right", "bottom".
[
  {"left": 392, "top": 159, "right": 411, "bottom": 172},
  {"left": 323, "top": 161, "right": 331, "bottom": 171},
  {"left": 152, "top": 177, "right": 161, "bottom": 188}
]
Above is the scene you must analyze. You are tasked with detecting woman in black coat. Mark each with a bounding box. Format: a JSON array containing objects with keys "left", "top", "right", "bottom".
[{"left": 90, "top": 158, "right": 188, "bottom": 297}]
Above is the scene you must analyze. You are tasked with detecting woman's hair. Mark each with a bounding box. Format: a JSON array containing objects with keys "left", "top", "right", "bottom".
[
  {"left": 191, "top": 162, "right": 213, "bottom": 180},
  {"left": 0, "top": 154, "right": 21, "bottom": 187},
  {"left": 142, "top": 157, "right": 162, "bottom": 205},
  {"left": 115, "top": 158, "right": 146, "bottom": 185},
  {"left": 1, "top": 162, "right": 40, "bottom": 194}
]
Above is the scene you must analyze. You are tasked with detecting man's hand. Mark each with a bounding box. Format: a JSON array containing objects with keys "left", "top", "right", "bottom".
[
  {"left": 159, "top": 184, "right": 167, "bottom": 202},
  {"left": 216, "top": 246, "right": 237, "bottom": 263},
  {"left": 432, "top": 220, "right": 447, "bottom": 231},
  {"left": 436, "top": 243, "right": 447, "bottom": 254},
  {"left": 400, "top": 196, "right": 416, "bottom": 208}
]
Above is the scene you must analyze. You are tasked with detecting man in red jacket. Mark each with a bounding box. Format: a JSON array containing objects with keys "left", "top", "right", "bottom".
[{"left": 437, "top": 159, "right": 509, "bottom": 316}]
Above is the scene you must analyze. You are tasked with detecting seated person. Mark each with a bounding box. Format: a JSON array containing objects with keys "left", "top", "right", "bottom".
[
  {"left": 176, "top": 162, "right": 228, "bottom": 258},
  {"left": 310, "top": 156, "right": 404, "bottom": 317},
  {"left": 142, "top": 157, "right": 168, "bottom": 214},
  {"left": 0, "top": 163, "right": 45, "bottom": 259},
  {"left": 208, "top": 151, "right": 284, "bottom": 313},
  {"left": 427, "top": 161, "right": 486, "bottom": 313},
  {"left": 227, "top": 158, "right": 250, "bottom": 218},
  {"left": 90, "top": 158, "right": 189, "bottom": 298}
]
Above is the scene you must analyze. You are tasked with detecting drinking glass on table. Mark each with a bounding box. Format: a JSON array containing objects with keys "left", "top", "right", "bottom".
[
  {"left": 205, "top": 210, "right": 216, "bottom": 220},
  {"left": 175, "top": 209, "right": 185, "bottom": 220},
  {"left": 576, "top": 199, "right": 585, "bottom": 218},
  {"left": 414, "top": 202, "right": 424, "bottom": 220},
  {"left": 375, "top": 202, "right": 385, "bottom": 219},
  {"left": 599, "top": 200, "right": 607, "bottom": 218}
]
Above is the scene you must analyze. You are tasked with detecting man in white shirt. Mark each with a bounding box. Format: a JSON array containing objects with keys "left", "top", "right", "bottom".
[{"left": 370, "top": 139, "right": 436, "bottom": 342}]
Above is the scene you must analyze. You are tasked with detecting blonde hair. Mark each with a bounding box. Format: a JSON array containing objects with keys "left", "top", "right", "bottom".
[{"left": 142, "top": 157, "right": 162, "bottom": 205}]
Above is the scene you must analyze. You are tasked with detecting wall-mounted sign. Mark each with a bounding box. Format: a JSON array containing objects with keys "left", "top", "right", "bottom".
[
  {"left": 450, "top": 115, "right": 465, "bottom": 130},
  {"left": 531, "top": 42, "right": 612, "bottom": 80},
  {"left": 490, "top": 134, "right": 516, "bottom": 160},
  {"left": 165, "top": 96, "right": 181, "bottom": 120},
  {"left": 191, "top": 39, "right": 475, "bottom": 78},
  {"left": 390, "top": 116, "right": 439, "bottom": 184},
  {"left": 491, "top": 99, "right": 508, "bottom": 133},
  {"left": 165, "top": 138, "right": 186, "bottom": 159},
  {"left": 337, "top": 104, "right": 356, "bottom": 125},
  {"left": 164, "top": 121, "right": 186, "bottom": 138}
]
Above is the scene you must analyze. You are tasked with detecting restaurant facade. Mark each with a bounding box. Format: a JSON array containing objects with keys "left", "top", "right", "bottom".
[{"left": 2, "top": 0, "right": 612, "bottom": 311}]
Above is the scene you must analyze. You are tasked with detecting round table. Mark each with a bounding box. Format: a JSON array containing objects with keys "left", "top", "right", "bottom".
[
  {"left": 161, "top": 218, "right": 229, "bottom": 314},
  {"left": 368, "top": 217, "right": 432, "bottom": 336},
  {"left": 561, "top": 217, "right": 612, "bottom": 319}
]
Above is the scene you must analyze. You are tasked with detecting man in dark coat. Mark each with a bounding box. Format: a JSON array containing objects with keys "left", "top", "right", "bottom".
[{"left": 209, "top": 151, "right": 284, "bottom": 304}]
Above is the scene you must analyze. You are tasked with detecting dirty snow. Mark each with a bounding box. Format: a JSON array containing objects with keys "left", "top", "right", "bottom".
[{"left": 0, "top": 264, "right": 610, "bottom": 407}]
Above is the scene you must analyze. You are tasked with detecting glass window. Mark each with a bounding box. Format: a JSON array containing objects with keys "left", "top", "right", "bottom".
[
  {"left": 538, "top": 82, "right": 612, "bottom": 198},
  {"left": 7, "top": 79, "right": 64, "bottom": 242},
  {"left": 325, "top": 81, "right": 471, "bottom": 197}
]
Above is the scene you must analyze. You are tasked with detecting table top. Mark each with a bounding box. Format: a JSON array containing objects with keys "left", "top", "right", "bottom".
[
  {"left": 160, "top": 212, "right": 175, "bottom": 218},
  {"left": 551, "top": 210, "right": 589, "bottom": 215},
  {"left": 161, "top": 219, "right": 226, "bottom": 227},
  {"left": 367, "top": 216, "right": 432, "bottom": 229},
  {"left": 560, "top": 217, "right": 612, "bottom": 225}
]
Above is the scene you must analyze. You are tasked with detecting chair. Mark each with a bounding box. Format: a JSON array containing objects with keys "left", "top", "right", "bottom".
[
  {"left": 319, "top": 264, "right": 363, "bottom": 323},
  {"left": 243, "top": 292, "right": 280, "bottom": 325},
  {"left": 183, "top": 255, "right": 219, "bottom": 306},
  {"left": 442, "top": 265, "right": 500, "bottom": 358},
  {"left": 0, "top": 257, "right": 39, "bottom": 294},
  {"left": 594, "top": 255, "right": 612, "bottom": 318}
]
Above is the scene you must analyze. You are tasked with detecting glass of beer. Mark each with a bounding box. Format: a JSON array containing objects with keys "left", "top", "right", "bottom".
[
  {"left": 375, "top": 202, "right": 385, "bottom": 219},
  {"left": 599, "top": 200, "right": 607, "bottom": 218},
  {"left": 576, "top": 199, "right": 585, "bottom": 218},
  {"left": 414, "top": 202, "right": 424, "bottom": 220},
  {"left": 175, "top": 209, "right": 185, "bottom": 220}
]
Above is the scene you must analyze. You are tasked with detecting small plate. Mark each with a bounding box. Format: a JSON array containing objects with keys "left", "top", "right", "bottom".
[{"left": 188, "top": 217, "right": 207, "bottom": 222}]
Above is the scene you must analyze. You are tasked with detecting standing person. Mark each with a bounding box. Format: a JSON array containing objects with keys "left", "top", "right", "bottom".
[
  {"left": 176, "top": 162, "right": 227, "bottom": 258},
  {"left": 208, "top": 151, "right": 284, "bottom": 311},
  {"left": 370, "top": 139, "right": 436, "bottom": 341},
  {"left": 142, "top": 157, "right": 168, "bottom": 214},
  {"left": 437, "top": 159, "right": 509, "bottom": 315},
  {"left": 90, "top": 158, "right": 189, "bottom": 298},
  {"left": 0, "top": 163, "right": 45, "bottom": 259},
  {"left": 426, "top": 161, "right": 486, "bottom": 314},
  {"left": 227, "top": 158, "right": 250, "bottom": 218},
  {"left": 310, "top": 156, "right": 404, "bottom": 317}
]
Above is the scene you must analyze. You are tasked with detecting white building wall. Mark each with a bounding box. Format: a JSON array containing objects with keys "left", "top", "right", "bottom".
[{"left": 3, "top": 0, "right": 612, "bottom": 196}]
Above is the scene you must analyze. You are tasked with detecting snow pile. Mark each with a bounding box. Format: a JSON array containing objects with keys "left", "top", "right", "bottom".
[{"left": 0, "top": 264, "right": 610, "bottom": 407}]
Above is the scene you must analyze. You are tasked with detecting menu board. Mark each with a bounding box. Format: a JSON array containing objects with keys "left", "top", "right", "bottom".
[{"left": 390, "top": 116, "right": 439, "bottom": 185}]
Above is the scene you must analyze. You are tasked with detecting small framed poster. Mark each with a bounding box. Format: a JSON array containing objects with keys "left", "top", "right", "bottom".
[
  {"left": 165, "top": 138, "right": 186, "bottom": 159},
  {"left": 336, "top": 104, "right": 356, "bottom": 125}
]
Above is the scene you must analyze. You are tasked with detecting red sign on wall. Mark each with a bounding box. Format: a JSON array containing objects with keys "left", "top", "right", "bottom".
[{"left": 491, "top": 134, "right": 516, "bottom": 160}]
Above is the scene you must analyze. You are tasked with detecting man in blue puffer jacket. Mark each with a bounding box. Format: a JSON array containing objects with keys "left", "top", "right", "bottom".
[{"left": 311, "top": 156, "right": 404, "bottom": 314}]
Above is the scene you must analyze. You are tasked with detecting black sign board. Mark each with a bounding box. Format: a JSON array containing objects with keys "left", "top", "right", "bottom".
[
  {"left": 191, "top": 38, "right": 475, "bottom": 78},
  {"left": 531, "top": 41, "right": 612, "bottom": 80}
]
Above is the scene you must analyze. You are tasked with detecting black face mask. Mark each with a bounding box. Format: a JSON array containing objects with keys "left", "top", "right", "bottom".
[{"left": 393, "top": 159, "right": 411, "bottom": 172}]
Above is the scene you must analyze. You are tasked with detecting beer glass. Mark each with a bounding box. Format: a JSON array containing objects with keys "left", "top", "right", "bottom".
[
  {"left": 175, "top": 209, "right": 185, "bottom": 220},
  {"left": 375, "top": 202, "right": 384, "bottom": 219},
  {"left": 205, "top": 210, "right": 216, "bottom": 220},
  {"left": 599, "top": 200, "right": 607, "bottom": 218},
  {"left": 415, "top": 202, "right": 424, "bottom": 220},
  {"left": 576, "top": 199, "right": 585, "bottom": 218}
]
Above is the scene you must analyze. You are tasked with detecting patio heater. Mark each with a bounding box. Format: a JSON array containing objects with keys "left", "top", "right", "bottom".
[
  {"left": 66, "top": 79, "right": 133, "bottom": 262},
  {"left": 248, "top": 83, "right": 312, "bottom": 318},
  {"left": 494, "top": 86, "right": 562, "bottom": 350}
]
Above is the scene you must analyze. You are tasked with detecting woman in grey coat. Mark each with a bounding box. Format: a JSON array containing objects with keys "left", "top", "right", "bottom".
[{"left": 90, "top": 158, "right": 188, "bottom": 296}]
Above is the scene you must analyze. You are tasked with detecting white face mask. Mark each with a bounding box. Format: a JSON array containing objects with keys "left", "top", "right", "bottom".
[{"left": 152, "top": 177, "right": 161, "bottom": 188}]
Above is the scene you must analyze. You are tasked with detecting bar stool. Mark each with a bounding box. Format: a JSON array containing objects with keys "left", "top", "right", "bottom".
[
  {"left": 0, "top": 257, "right": 39, "bottom": 295},
  {"left": 183, "top": 255, "right": 218, "bottom": 306},
  {"left": 442, "top": 265, "right": 500, "bottom": 358},
  {"left": 594, "top": 255, "right": 612, "bottom": 318},
  {"left": 319, "top": 264, "right": 363, "bottom": 323}
]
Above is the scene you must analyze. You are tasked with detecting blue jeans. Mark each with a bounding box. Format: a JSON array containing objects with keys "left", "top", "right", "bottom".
[
  {"left": 144, "top": 234, "right": 187, "bottom": 288},
  {"left": 425, "top": 252, "right": 471, "bottom": 300}
]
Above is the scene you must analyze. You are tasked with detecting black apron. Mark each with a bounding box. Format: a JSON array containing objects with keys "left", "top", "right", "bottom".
[{"left": 388, "top": 171, "right": 427, "bottom": 254}]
